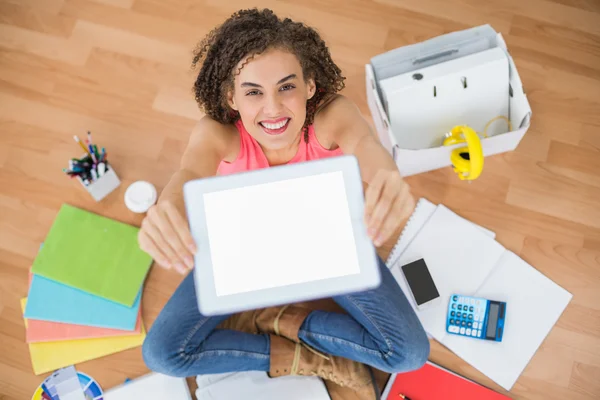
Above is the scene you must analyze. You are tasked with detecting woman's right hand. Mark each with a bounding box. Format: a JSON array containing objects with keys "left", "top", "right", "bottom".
[{"left": 138, "top": 200, "right": 197, "bottom": 274}]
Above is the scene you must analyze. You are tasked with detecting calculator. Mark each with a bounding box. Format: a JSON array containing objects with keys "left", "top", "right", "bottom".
[{"left": 446, "top": 294, "right": 506, "bottom": 342}]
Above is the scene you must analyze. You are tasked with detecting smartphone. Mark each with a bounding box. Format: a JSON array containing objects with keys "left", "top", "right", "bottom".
[{"left": 401, "top": 258, "right": 440, "bottom": 310}]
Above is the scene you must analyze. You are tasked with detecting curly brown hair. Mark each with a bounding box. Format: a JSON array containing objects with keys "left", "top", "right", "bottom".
[{"left": 192, "top": 8, "right": 346, "bottom": 142}]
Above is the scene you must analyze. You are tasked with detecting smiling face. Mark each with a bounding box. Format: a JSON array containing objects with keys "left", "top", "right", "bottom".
[{"left": 227, "top": 48, "right": 316, "bottom": 151}]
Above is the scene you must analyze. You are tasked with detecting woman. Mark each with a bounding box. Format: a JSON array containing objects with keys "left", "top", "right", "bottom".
[{"left": 139, "top": 8, "right": 429, "bottom": 399}]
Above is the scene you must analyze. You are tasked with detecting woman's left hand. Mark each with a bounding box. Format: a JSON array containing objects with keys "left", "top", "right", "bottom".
[{"left": 364, "top": 169, "right": 415, "bottom": 247}]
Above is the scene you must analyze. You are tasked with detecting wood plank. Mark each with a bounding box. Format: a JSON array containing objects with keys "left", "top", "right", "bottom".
[
  {"left": 580, "top": 123, "right": 600, "bottom": 151},
  {"left": 60, "top": 0, "right": 207, "bottom": 47},
  {"left": 0, "top": 2, "right": 76, "bottom": 37},
  {"left": 569, "top": 362, "right": 600, "bottom": 398},
  {"left": 547, "top": 141, "right": 600, "bottom": 176},
  {"left": 0, "top": 23, "right": 91, "bottom": 65},
  {"left": 0, "top": 0, "right": 66, "bottom": 15},
  {"left": 152, "top": 85, "right": 203, "bottom": 120},
  {"left": 543, "top": 0, "right": 600, "bottom": 13},
  {"left": 71, "top": 20, "right": 192, "bottom": 67},
  {"left": 506, "top": 172, "right": 600, "bottom": 229}
]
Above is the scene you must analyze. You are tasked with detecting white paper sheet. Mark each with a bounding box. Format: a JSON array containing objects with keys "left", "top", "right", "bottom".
[
  {"left": 444, "top": 251, "right": 573, "bottom": 390},
  {"left": 392, "top": 205, "right": 506, "bottom": 339},
  {"left": 196, "top": 371, "right": 329, "bottom": 400},
  {"left": 104, "top": 373, "right": 191, "bottom": 400},
  {"left": 389, "top": 204, "right": 572, "bottom": 390}
]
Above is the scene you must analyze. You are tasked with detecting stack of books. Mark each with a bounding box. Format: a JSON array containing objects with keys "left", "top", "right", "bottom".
[{"left": 22, "top": 204, "right": 153, "bottom": 375}]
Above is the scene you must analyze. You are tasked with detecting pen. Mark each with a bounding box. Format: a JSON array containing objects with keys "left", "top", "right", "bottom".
[
  {"left": 88, "top": 144, "right": 97, "bottom": 163},
  {"left": 74, "top": 135, "right": 91, "bottom": 156}
]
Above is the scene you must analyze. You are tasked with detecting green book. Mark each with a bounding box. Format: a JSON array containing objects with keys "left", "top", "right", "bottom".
[{"left": 31, "top": 204, "right": 153, "bottom": 307}]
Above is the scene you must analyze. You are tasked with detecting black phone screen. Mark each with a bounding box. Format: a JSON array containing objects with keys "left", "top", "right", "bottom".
[{"left": 402, "top": 259, "right": 440, "bottom": 306}]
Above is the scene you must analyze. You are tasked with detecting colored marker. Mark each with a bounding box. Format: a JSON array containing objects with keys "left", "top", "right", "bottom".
[{"left": 88, "top": 144, "right": 97, "bottom": 163}]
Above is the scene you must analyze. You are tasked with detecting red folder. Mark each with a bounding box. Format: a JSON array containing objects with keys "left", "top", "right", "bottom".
[{"left": 384, "top": 362, "right": 511, "bottom": 400}]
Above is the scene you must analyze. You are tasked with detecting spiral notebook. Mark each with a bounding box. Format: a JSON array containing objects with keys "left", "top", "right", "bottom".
[
  {"left": 385, "top": 198, "right": 496, "bottom": 266},
  {"left": 389, "top": 199, "right": 572, "bottom": 390}
]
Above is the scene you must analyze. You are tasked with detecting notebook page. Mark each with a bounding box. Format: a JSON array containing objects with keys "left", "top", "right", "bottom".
[
  {"left": 391, "top": 205, "right": 506, "bottom": 339},
  {"left": 195, "top": 371, "right": 329, "bottom": 400},
  {"left": 443, "top": 251, "right": 572, "bottom": 390},
  {"left": 387, "top": 200, "right": 496, "bottom": 267},
  {"left": 386, "top": 198, "right": 437, "bottom": 266},
  {"left": 105, "top": 373, "right": 191, "bottom": 400}
]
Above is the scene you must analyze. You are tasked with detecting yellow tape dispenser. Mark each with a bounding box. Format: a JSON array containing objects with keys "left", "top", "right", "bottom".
[{"left": 443, "top": 116, "right": 512, "bottom": 181}]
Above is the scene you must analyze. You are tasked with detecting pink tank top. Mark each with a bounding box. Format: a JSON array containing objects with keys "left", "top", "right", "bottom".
[{"left": 217, "top": 120, "right": 344, "bottom": 175}]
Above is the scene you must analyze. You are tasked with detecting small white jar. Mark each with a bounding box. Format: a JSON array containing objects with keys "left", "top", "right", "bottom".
[{"left": 124, "top": 181, "right": 157, "bottom": 213}]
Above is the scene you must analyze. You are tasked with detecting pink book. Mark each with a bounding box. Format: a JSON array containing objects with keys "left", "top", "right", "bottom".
[
  {"left": 25, "top": 308, "right": 143, "bottom": 343},
  {"left": 25, "top": 272, "right": 143, "bottom": 343}
]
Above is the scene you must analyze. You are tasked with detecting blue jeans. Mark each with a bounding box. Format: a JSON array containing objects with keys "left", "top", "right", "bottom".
[{"left": 143, "top": 256, "right": 429, "bottom": 377}]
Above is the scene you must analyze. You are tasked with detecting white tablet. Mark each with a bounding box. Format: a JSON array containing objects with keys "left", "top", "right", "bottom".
[{"left": 183, "top": 155, "right": 380, "bottom": 316}]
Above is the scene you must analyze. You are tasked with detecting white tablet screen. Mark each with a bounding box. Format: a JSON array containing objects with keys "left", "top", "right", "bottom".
[{"left": 203, "top": 171, "right": 361, "bottom": 296}]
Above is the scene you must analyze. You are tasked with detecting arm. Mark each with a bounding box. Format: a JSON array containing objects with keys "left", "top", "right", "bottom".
[
  {"left": 158, "top": 117, "right": 233, "bottom": 209},
  {"left": 315, "top": 95, "right": 415, "bottom": 259},
  {"left": 138, "top": 117, "right": 236, "bottom": 273}
]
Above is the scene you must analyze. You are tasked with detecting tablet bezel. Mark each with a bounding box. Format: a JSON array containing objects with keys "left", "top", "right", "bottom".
[{"left": 183, "top": 155, "right": 380, "bottom": 316}]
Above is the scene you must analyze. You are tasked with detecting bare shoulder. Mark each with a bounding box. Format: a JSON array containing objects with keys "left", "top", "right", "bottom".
[
  {"left": 181, "top": 116, "right": 239, "bottom": 173},
  {"left": 315, "top": 95, "right": 362, "bottom": 124},
  {"left": 314, "top": 95, "right": 374, "bottom": 151},
  {"left": 313, "top": 95, "right": 361, "bottom": 148},
  {"left": 187, "top": 117, "right": 239, "bottom": 158}
]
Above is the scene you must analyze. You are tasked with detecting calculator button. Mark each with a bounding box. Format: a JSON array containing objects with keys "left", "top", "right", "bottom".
[
  {"left": 460, "top": 327, "right": 466, "bottom": 334},
  {"left": 469, "top": 306, "right": 474, "bottom": 312},
  {"left": 477, "top": 330, "right": 482, "bottom": 337},
  {"left": 451, "top": 326, "right": 459, "bottom": 333},
  {"left": 468, "top": 314, "right": 473, "bottom": 320},
  {"left": 450, "top": 319, "right": 455, "bottom": 324},
  {"left": 458, "top": 305, "right": 462, "bottom": 310},
  {"left": 473, "top": 322, "right": 479, "bottom": 329},
  {"left": 452, "top": 304, "right": 456, "bottom": 309},
  {"left": 453, "top": 295, "right": 458, "bottom": 301},
  {"left": 461, "top": 321, "right": 466, "bottom": 326},
  {"left": 467, "top": 322, "right": 472, "bottom": 328},
  {"left": 451, "top": 311, "right": 455, "bottom": 317},
  {"left": 471, "top": 330, "right": 478, "bottom": 337},
  {"left": 466, "top": 328, "right": 472, "bottom": 335},
  {"left": 474, "top": 315, "right": 480, "bottom": 321}
]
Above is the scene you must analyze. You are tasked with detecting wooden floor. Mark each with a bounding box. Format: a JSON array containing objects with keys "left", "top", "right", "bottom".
[{"left": 1, "top": 0, "right": 599, "bottom": 398}]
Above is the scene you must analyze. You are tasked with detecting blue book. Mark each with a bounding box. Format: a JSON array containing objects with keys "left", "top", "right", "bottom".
[{"left": 24, "top": 274, "right": 140, "bottom": 330}]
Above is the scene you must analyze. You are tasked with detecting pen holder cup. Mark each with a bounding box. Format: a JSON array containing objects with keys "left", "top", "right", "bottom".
[{"left": 82, "top": 168, "right": 121, "bottom": 201}]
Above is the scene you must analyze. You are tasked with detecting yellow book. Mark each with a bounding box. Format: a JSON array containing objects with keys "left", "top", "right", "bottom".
[{"left": 21, "top": 299, "right": 146, "bottom": 375}]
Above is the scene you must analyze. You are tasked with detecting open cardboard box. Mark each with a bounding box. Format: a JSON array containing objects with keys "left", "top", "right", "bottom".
[{"left": 366, "top": 34, "right": 532, "bottom": 177}]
